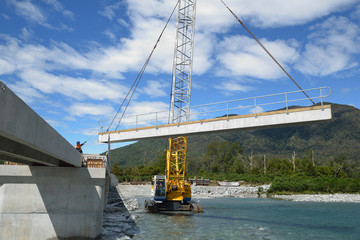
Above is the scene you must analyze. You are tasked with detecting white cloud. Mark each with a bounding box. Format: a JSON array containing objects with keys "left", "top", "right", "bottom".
[
  {"left": 216, "top": 35, "right": 299, "bottom": 79},
  {"left": 117, "top": 0, "right": 216, "bottom": 76},
  {"left": 196, "top": 0, "right": 234, "bottom": 34},
  {"left": 101, "top": 100, "right": 169, "bottom": 130},
  {"left": 6, "top": 81, "right": 43, "bottom": 103},
  {"left": 86, "top": 43, "right": 145, "bottom": 78},
  {"left": 296, "top": 16, "right": 360, "bottom": 76},
  {"left": 0, "top": 13, "right": 10, "bottom": 20},
  {"left": 125, "top": 0, "right": 176, "bottom": 19},
  {"left": 126, "top": 16, "right": 176, "bottom": 74},
  {"left": 0, "top": 58, "right": 15, "bottom": 75},
  {"left": 0, "top": 25, "right": 171, "bottom": 80},
  {"left": 20, "top": 27, "right": 32, "bottom": 40},
  {"left": 0, "top": 33, "right": 171, "bottom": 101},
  {"left": 91, "top": 0, "right": 358, "bottom": 80},
  {"left": 2, "top": 0, "right": 359, "bottom": 105},
  {"left": 125, "top": 0, "right": 356, "bottom": 31},
  {"left": 117, "top": 18, "right": 130, "bottom": 28},
  {"left": 141, "top": 80, "right": 169, "bottom": 98},
  {"left": 18, "top": 69, "right": 128, "bottom": 101},
  {"left": 67, "top": 103, "right": 115, "bottom": 117},
  {"left": 193, "top": 32, "right": 216, "bottom": 75},
  {"left": 125, "top": 101, "right": 168, "bottom": 116},
  {"left": 351, "top": 4, "right": 360, "bottom": 20},
  {"left": 10, "top": 0, "right": 73, "bottom": 29},
  {"left": 0, "top": 36, "right": 127, "bottom": 104},
  {"left": 215, "top": 81, "right": 252, "bottom": 93},
  {"left": 0, "top": 36, "right": 89, "bottom": 74},
  {"left": 40, "top": 0, "right": 74, "bottom": 19},
  {"left": 62, "top": 10, "right": 74, "bottom": 20},
  {"left": 10, "top": 0, "right": 47, "bottom": 24},
  {"left": 104, "top": 29, "right": 116, "bottom": 43},
  {"left": 45, "top": 119, "right": 68, "bottom": 129},
  {"left": 41, "top": 0, "right": 62, "bottom": 11},
  {"left": 222, "top": 0, "right": 357, "bottom": 28},
  {"left": 123, "top": 101, "right": 169, "bottom": 126},
  {"left": 99, "top": 1, "right": 123, "bottom": 21},
  {"left": 81, "top": 127, "right": 101, "bottom": 137},
  {"left": 86, "top": 16, "right": 176, "bottom": 77}
]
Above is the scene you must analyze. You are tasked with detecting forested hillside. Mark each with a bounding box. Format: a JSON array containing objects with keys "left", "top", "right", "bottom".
[{"left": 108, "top": 103, "right": 360, "bottom": 177}]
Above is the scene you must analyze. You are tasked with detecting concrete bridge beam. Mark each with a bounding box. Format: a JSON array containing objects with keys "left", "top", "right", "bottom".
[
  {"left": 99, "top": 105, "right": 332, "bottom": 143},
  {"left": 0, "top": 81, "right": 81, "bottom": 167}
]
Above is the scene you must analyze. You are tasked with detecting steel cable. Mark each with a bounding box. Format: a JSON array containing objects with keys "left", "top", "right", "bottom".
[
  {"left": 106, "top": 0, "right": 180, "bottom": 132},
  {"left": 219, "top": 0, "right": 315, "bottom": 106}
]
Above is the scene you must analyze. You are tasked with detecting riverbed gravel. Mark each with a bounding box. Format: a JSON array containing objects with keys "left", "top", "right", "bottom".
[
  {"left": 102, "top": 187, "right": 139, "bottom": 239},
  {"left": 272, "top": 193, "right": 360, "bottom": 203},
  {"left": 116, "top": 184, "right": 271, "bottom": 200},
  {"left": 117, "top": 184, "right": 360, "bottom": 203}
]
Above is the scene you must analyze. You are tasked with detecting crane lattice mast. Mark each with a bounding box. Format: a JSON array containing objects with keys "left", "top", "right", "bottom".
[
  {"left": 166, "top": 0, "right": 197, "bottom": 201},
  {"left": 169, "top": 0, "right": 197, "bottom": 124}
]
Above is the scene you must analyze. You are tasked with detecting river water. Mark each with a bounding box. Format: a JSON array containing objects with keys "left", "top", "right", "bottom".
[{"left": 103, "top": 196, "right": 360, "bottom": 240}]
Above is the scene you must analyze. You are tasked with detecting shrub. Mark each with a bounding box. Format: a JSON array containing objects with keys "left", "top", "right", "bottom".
[{"left": 268, "top": 176, "right": 360, "bottom": 194}]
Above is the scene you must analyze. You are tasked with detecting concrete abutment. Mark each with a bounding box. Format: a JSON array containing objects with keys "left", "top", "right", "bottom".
[{"left": 0, "top": 165, "right": 107, "bottom": 239}]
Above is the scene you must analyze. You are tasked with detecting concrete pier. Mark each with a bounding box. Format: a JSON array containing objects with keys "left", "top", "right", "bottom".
[{"left": 0, "top": 165, "right": 106, "bottom": 239}]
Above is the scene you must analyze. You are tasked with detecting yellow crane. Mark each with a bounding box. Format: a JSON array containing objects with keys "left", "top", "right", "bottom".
[
  {"left": 145, "top": 0, "right": 202, "bottom": 213},
  {"left": 145, "top": 135, "right": 202, "bottom": 212}
]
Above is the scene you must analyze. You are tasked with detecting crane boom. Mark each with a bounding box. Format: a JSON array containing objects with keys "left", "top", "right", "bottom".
[{"left": 169, "top": 0, "right": 197, "bottom": 124}]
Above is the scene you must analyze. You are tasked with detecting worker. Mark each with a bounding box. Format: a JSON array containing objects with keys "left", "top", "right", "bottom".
[{"left": 75, "top": 141, "right": 86, "bottom": 153}]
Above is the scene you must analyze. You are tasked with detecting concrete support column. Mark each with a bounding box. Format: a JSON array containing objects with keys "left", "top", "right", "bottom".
[{"left": 0, "top": 165, "right": 106, "bottom": 239}]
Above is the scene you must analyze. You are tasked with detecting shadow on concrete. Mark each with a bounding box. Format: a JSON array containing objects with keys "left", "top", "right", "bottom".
[
  {"left": 29, "top": 166, "right": 105, "bottom": 240},
  {"left": 101, "top": 187, "right": 139, "bottom": 239}
]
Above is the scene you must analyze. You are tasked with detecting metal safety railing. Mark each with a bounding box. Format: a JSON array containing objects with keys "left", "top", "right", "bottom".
[{"left": 99, "top": 87, "right": 331, "bottom": 133}]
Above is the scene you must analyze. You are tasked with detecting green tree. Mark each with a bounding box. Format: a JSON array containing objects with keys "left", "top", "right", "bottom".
[
  {"left": 223, "top": 142, "right": 244, "bottom": 172},
  {"left": 155, "top": 151, "right": 167, "bottom": 174}
]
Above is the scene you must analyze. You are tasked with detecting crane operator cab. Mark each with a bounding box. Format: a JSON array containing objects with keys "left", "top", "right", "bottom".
[
  {"left": 152, "top": 175, "right": 166, "bottom": 201},
  {"left": 146, "top": 173, "right": 203, "bottom": 213}
]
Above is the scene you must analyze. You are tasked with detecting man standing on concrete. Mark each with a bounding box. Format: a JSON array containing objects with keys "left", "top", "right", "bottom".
[{"left": 75, "top": 141, "right": 86, "bottom": 153}]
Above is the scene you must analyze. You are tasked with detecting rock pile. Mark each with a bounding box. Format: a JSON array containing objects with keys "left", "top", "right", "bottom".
[
  {"left": 101, "top": 187, "right": 139, "bottom": 239},
  {"left": 192, "top": 185, "right": 271, "bottom": 199}
]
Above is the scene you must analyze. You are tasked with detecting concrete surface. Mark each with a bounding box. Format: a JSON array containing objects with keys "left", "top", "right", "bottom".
[
  {"left": 110, "top": 174, "right": 118, "bottom": 188},
  {"left": 0, "top": 81, "right": 81, "bottom": 167},
  {"left": 99, "top": 105, "right": 332, "bottom": 143},
  {"left": 0, "top": 165, "right": 106, "bottom": 239}
]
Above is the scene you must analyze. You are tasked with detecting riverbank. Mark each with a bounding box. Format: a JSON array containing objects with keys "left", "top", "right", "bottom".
[
  {"left": 104, "top": 185, "right": 360, "bottom": 239},
  {"left": 272, "top": 193, "right": 360, "bottom": 203},
  {"left": 117, "top": 184, "right": 360, "bottom": 203},
  {"left": 116, "top": 184, "right": 270, "bottom": 199},
  {"left": 101, "top": 187, "right": 139, "bottom": 239}
]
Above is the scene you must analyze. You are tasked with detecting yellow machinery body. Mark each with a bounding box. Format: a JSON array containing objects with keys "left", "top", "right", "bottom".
[
  {"left": 145, "top": 136, "right": 203, "bottom": 213},
  {"left": 165, "top": 136, "right": 191, "bottom": 202}
]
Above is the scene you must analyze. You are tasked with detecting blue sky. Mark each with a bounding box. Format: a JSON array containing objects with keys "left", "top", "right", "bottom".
[{"left": 0, "top": 0, "right": 359, "bottom": 154}]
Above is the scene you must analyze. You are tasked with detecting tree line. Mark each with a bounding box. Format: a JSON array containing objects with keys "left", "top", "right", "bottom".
[
  {"left": 188, "top": 141, "right": 351, "bottom": 178},
  {"left": 110, "top": 140, "right": 360, "bottom": 193}
]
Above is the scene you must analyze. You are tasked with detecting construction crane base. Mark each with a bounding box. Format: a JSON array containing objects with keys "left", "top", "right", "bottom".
[{"left": 145, "top": 199, "right": 203, "bottom": 213}]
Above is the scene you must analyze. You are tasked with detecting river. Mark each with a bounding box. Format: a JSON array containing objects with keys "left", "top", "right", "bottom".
[{"left": 102, "top": 194, "right": 360, "bottom": 240}]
